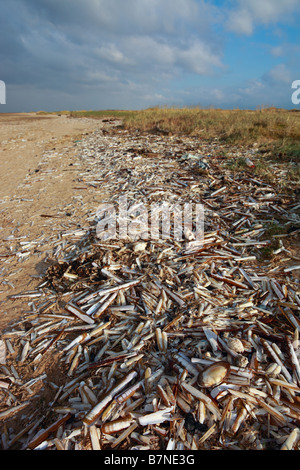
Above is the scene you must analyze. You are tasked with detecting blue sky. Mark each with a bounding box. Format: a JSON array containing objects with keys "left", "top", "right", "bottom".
[{"left": 0, "top": 0, "right": 299, "bottom": 112}]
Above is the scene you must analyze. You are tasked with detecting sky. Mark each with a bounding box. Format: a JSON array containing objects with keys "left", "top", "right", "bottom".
[{"left": 0, "top": 0, "right": 299, "bottom": 112}]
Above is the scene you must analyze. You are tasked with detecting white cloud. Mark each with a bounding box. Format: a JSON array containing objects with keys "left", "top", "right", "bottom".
[
  {"left": 176, "top": 41, "right": 223, "bottom": 75},
  {"left": 245, "top": 0, "right": 298, "bottom": 23},
  {"left": 109, "top": 35, "right": 224, "bottom": 77},
  {"left": 264, "top": 64, "right": 292, "bottom": 85},
  {"left": 226, "top": 0, "right": 300, "bottom": 35},
  {"left": 95, "top": 44, "right": 133, "bottom": 67},
  {"left": 227, "top": 8, "right": 254, "bottom": 35},
  {"left": 271, "top": 46, "right": 284, "bottom": 57}
]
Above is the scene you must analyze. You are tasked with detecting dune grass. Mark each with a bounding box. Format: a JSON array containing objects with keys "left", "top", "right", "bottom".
[
  {"left": 68, "top": 107, "right": 300, "bottom": 191},
  {"left": 123, "top": 107, "right": 300, "bottom": 159},
  {"left": 68, "top": 107, "right": 300, "bottom": 162}
]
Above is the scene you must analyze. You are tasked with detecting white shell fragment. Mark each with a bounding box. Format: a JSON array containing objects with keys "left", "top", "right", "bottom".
[
  {"left": 134, "top": 242, "right": 147, "bottom": 252},
  {"left": 280, "top": 428, "right": 300, "bottom": 450},
  {"left": 265, "top": 363, "right": 281, "bottom": 377},
  {"left": 0, "top": 340, "right": 6, "bottom": 365},
  {"left": 138, "top": 407, "right": 174, "bottom": 426},
  {"left": 198, "top": 361, "right": 231, "bottom": 388},
  {"left": 226, "top": 337, "right": 244, "bottom": 354},
  {"left": 102, "top": 416, "right": 134, "bottom": 434}
]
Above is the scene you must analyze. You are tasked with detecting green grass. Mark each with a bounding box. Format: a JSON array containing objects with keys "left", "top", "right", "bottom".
[
  {"left": 269, "top": 141, "right": 300, "bottom": 162},
  {"left": 257, "top": 221, "right": 288, "bottom": 260}
]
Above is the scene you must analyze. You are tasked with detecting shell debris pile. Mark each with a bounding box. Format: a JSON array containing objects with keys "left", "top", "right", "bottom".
[{"left": 0, "top": 123, "right": 300, "bottom": 450}]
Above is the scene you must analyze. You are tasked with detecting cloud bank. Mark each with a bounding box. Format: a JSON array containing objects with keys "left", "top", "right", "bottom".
[{"left": 0, "top": 0, "right": 299, "bottom": 111}]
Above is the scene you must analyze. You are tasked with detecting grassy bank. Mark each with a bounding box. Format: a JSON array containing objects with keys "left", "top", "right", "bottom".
[{"left": 68, "top": 107, "right": 300, "bottom": 162}]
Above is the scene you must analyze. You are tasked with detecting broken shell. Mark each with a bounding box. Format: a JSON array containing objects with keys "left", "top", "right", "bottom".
[
  {"left": 265, "top": 363, "right": 282, "bottom": 377},
  {"left": 198, "top": 361, "right": 230, "bottom": 388},
  {"left": 234, "top": 354, "right": 249, "bottom": 368},
  {"left": 101, "top": 416, "right": 134, "bottom": 434},
  {"left": 134, "top": 242, "right": 147, "bottom": 252},
  {"left": 226, "top": 337, "right": 244, "bottom": 354}
]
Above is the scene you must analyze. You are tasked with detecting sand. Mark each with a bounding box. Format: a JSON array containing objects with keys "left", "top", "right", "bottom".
[{"left": 0, "top": 113, "right": 104, "bottom": 331}]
